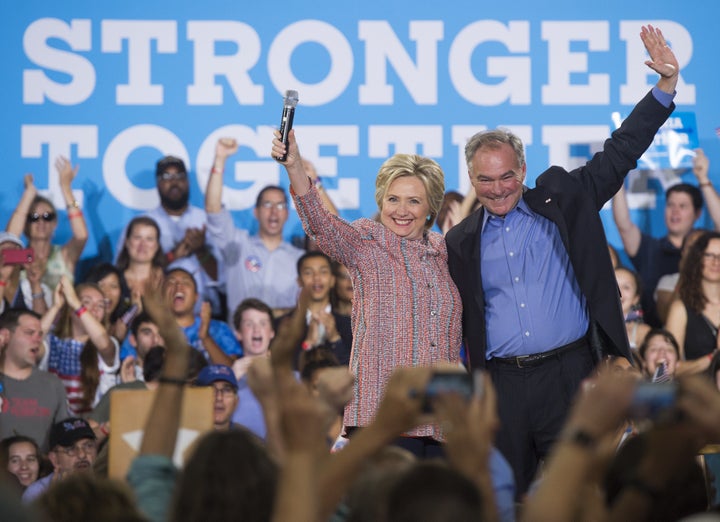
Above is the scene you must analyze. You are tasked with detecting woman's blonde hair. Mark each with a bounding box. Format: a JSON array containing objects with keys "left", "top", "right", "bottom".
[{"left": 374, "top": 154, "right": 445, "bottom": 231}]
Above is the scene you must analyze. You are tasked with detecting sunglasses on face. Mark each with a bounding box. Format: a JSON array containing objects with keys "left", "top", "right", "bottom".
[
  {"left": 27, "top": 212, "right": 56, "bottom": 223},
  {"left": 157, "top": 171, "right": 187, "bottom": 181}
]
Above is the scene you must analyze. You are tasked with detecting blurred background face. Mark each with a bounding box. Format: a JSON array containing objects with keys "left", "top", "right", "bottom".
[
  {"left": 643, "top": 334, "right": 678, "bottom": 377},
  {"left": 26, "top": 200, "right": 57, "bottom": 240},
  {"left": 125, "top": 224, "right": 159, "bottom": 264},
  {"left": 79, "top": 286, "right": 108, "bottom": 323},
  {"left": 211, "top": 382, "right": 238, "bottom": 427},
  {"left": 702, "top": 238, "right": 720, "bottom": 282},
  {"left": 131, "top": 321, "right": 165, "bottom": 360},
  {"left": 664, "top": 191, "right": 697, "bottom": 237},
  {"left": 97, "top": 272, "right": 122, "bottom": 315},
  {"left": 254, "top": 189, "right": 288, "bottom": 238},
  {"left": 157, "top": 166, "right": 190, "bottom": 211},
  {"left": 334, "top": 264, "right": 353, "bottom": 304},
  {"left": 236, "top": 308, "right": 274, "bottom": 357},
  {"left": 50, "top": 439, "right": 97, "bottom": 474},
  {"left": 163, "top": 270, "right": 197, "bottom": 315},
  {"left": 6, "top": 441, "right": 39, "bottom": 487},
  {"left": 615, "top": 268, "right": 640, "bottom": 314},
  {"left": 298, "top": 256, "right": 335, "bottom": 303}
]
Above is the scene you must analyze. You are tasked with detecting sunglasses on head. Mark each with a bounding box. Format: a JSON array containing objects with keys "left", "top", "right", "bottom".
[{"left": 27, "top": 212, "right": 56, "bottom": 223}]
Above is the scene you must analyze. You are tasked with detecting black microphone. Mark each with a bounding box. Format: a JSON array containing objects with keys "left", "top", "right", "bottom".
[{"left": 277, "top": 89, "right": 299, "bottom": 162}]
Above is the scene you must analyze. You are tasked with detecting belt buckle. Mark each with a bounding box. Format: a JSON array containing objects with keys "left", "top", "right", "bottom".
[{"left": 515, "top": 355, "right": 530, "bottom": 368}]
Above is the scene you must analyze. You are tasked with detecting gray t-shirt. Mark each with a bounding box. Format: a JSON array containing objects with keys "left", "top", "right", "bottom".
[{"left": 0, "top": 368, "right": 69, "bottom": 452}]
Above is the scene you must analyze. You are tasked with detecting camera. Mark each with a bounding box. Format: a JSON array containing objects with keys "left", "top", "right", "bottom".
[
  {"left": 421, "top": 370, "right": 478, "bottom": 413},
  {"left": 628, "top": 381, "right": 677, "bottom": 420}
]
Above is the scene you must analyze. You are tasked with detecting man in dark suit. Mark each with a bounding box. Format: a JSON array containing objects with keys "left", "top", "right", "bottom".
[{"left": 446, "top": 25, "right": 679, "bottom": 495}]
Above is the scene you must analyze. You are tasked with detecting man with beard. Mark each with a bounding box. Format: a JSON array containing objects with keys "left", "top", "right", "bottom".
[
  {"left": 22, "top": 418, "right": 97, "bottom": 502},
  {"left": 206, "top": 138, "right": 304, "bottom": 322},
  {"left": 115, "top": 155, "right": 224, "bottom": 317}
]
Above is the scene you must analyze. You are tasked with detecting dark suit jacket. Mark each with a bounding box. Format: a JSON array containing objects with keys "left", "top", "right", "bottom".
[{"left": 446, "top": 90, "right": 674, "bottom": 369}]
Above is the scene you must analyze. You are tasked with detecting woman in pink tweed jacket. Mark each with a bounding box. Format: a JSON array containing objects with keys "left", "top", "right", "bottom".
[{"left": 272, "top": 130, "right": 462, "bottom": 450}]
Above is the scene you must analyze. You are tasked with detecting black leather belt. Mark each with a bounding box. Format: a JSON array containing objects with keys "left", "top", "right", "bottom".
[{"left": 490, "top": 336, "right": 588, "bottom": 369}]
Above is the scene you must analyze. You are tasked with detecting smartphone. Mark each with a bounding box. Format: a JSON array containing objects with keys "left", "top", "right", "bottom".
[
  {"left": 628, "top": 381, "right": 677, "bottom": 420},
  {"left": 1, "top": 248, "right": 34, "bottom": 265},
  {"left": 422, "top": 370, "right": 474, "bottom": 412}
]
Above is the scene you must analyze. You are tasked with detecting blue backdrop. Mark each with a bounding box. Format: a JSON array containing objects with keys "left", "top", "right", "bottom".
[{"left": 2, "top": 1, "right": 719, "bottom": 268}]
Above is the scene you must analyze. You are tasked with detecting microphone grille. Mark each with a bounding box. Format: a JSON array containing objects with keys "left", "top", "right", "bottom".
[{"left": 284, "top": 89, "right": 299, "bottom": 107}]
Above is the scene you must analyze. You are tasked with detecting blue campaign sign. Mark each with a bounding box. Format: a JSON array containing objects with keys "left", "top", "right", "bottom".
[
  {"left": 2, "top": 1, "right": 720, "bottom": 264},
  {"left": 642, "top": 112, "right": 699, "bottom": 170}
]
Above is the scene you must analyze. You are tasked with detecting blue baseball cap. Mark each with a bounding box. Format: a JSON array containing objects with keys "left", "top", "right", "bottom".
[{"left": 194, "top": 364, "right": 238, "bottom": 390}]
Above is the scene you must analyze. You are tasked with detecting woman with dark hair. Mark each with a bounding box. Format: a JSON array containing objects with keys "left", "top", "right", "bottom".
[
  {"left": 115, "top": 216, "right": 166, "bottom": 303},
  {"left": 1, "top": 435, "right": 44, "bottom": 492},
  {"left": 40, "top": 276, "right": 119, "bottom": 415},
  {"left": 7, "top": 160, "right": 88, "bottom": 291},
  {"left": 666, "top": 230, "right": 720, "bottom": 375},
  {"left": 638, "top": 328, "right": 680, "bottom": 381},
  {"left": 84, "top": 262, "right": 135, "bottom": 342}
]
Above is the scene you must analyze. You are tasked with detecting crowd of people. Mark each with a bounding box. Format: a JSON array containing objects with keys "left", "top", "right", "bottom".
[{"left": 3, "top": 24, "right": 720, "bottom": 521}]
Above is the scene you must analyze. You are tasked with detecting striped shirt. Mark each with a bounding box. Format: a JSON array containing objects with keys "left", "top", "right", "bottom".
[
  {"left": 294, "top": 187, "right": 462, "bottom": 439},
  {"left": 46, "top": 334, "right": 120, "bottom": 416}
]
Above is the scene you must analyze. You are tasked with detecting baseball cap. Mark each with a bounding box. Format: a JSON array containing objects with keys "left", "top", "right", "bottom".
[
  {"left": 49, "top": 418, "right": 96, "bottom": 448},
  {"left": 156, "top": 155, "right": 187, "bottom": 177},
  {"left": 0, "top": 231, "right": 24, "bottom": 248},
  {"left": 195, "top": 364, "right": 238, "bottom": 390}
]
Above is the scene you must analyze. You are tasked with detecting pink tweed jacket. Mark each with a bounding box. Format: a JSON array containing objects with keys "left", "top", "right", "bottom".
[{"left": 294, "top": 186, "right": 462, "bottom": 439}]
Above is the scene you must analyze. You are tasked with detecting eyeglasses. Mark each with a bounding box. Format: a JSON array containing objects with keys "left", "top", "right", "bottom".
[
  {"left": 55, "top": 440, "right": 97, "bottom": 457},
  {"left": 27, "top": 212, "right": 56, "bottom": 223},
  {"left": 258, "top": 201, "right": 288, "bottom": 210},
  {"left": 213, "top": 384, "right": 237, "bottom": 398},
  {"left": 158, "top": 171, "right": 187, "bottom": 181},
  {"left": 703, "top": 252, "right": 720, "bottom": 263}
]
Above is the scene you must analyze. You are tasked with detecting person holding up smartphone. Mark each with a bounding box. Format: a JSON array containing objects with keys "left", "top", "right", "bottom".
[{"left": 0, "top": 231, "right": 51, "bottom": 317}]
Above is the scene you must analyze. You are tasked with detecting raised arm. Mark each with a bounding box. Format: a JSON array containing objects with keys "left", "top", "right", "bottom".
[
  {"left": 7, "top": 175, "right": 38, "bottom": 236},
  {"left": 612, "top": 185, "right": 642, "bottom": 257},
  {"left": 41, "top": 282, "right": 65, "bottom": 338},
  {"left": 205, "top": 138, "right": 239, "bottom": 214},
  {"left": 303, "top": 159, "right": 339, "bottom": 216},
  {"left": 56, "top": 157, "right": 88, "bottom": 270},
  {"left": 692, "top": 149, "right": 720, "bottom": 230},
  {"left": 139, "top": 289, "right": 191, "bottom": 457},
  {"left": 641, "top": 24, "right": 679, "bottom": 95},
  {"left": 61, "top": 277, "right": 114, "bottom": 365},
  {"left": 272, "top": 129, "right": 311, "bottom": 196}
]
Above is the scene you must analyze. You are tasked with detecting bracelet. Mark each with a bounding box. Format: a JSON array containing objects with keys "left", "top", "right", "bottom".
[
  {"left": 301, "top": 341, "right": 312, "bottom": 351},
  {"left": 211, "top": 166, "right": 224, "bottom": 175},
  {"left": 74, "top": 306, "right": 88, "bottom": 317},
  {"left": 99, "top": 424, "right": 109, "bottom": 437},
  {"left": 68, "top": 210, "right": 83, "bottom": 219},
  {"left": 700, "top": 181, "right": 713, "bottom": 188},
  {"left": 708, "top": 352, "right": 715, "bottom": 361},
  {"left": 197, "top": 250, "right": 211, "bottom": 264},
  {"left": 31, "top": 292, "right": 45, "bottom": 300},
  {"left": 166, "top": 250, "right": 176, "bottom": 263},
  {"left": 67, "top": 200, "right": 81, "bottom": 209},
  {"left": 0, "top": 280, "right": 7, "bottom": 287},
  {"left": 158, "top": 376, "right": 186, "bottom": 386}
]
